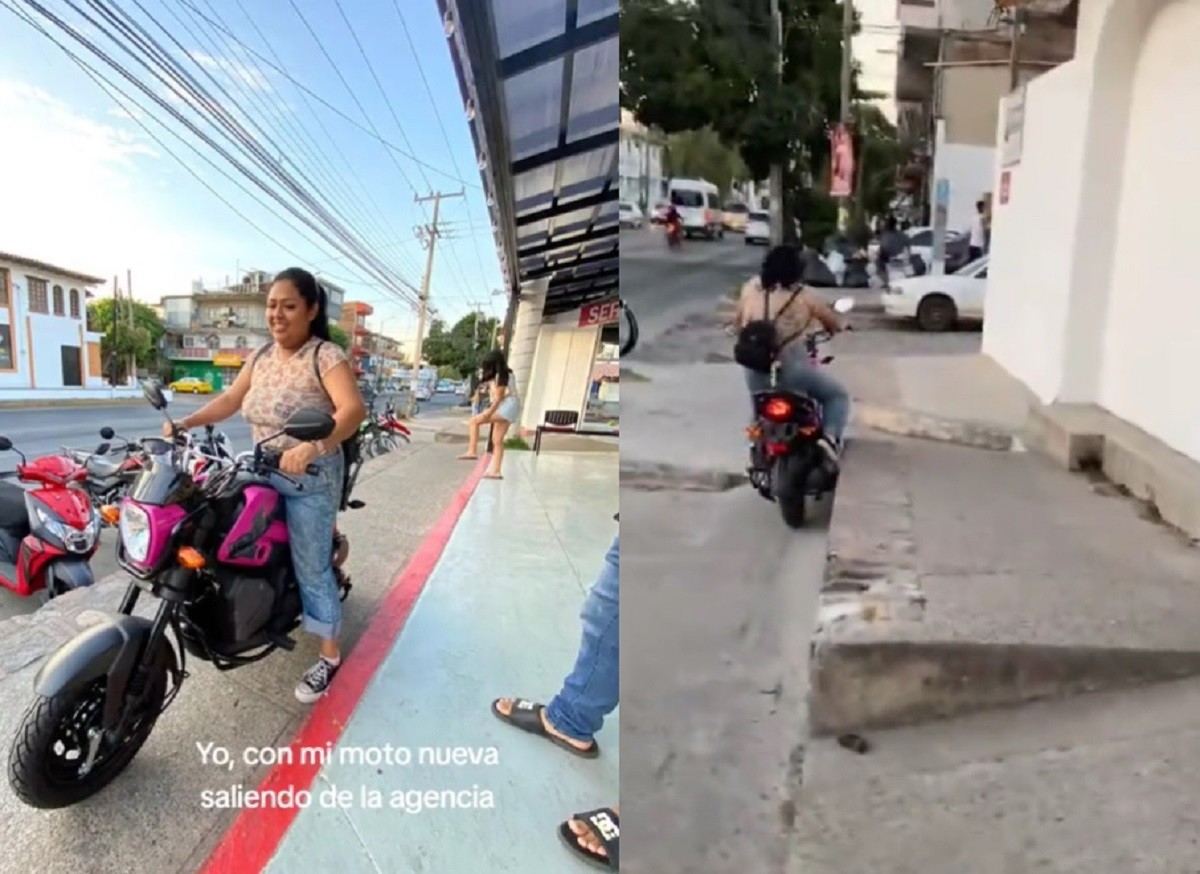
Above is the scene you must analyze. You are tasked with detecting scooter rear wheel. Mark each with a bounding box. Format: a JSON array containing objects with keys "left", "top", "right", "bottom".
[{"left": 8, "top": 654, "right": 169, "bottom": 809}]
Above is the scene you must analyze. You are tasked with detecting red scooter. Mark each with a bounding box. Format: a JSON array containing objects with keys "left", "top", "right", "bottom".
[
  {"left": 0, "top": 435, "right": 101, "bottom": 598},
  {"left": 666, "top": 218, "right": 683, "bottom": 249},
  {"left": 378, "top": 403, "right": 412, "bottom": 441}
]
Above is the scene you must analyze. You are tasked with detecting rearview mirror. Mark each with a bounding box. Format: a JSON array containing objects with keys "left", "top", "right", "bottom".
[
  {"left": 283, "top": 408, "right": 336, "bottom": 442},
  {"left": 0, "top": 437, "right": 11, "bottom": 452},
  {"left": 833, "top": 297, "right": 855, "bottom": 314},
  {"left": 99, "top": 427, "right": 115, "bottom": 439},
  {"left": 142, "top": 380, "right": 168, "bottom": 411},
  {"left": 95, "top": 442, "right": 111, "bottom": 455}
]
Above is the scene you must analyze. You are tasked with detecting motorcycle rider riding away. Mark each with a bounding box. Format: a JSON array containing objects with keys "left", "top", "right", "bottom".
[{"left": 733, "top": 244, "right": 852, "bottom": 462}]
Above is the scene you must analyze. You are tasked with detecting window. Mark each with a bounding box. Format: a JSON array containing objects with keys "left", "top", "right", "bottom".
[
  {"left": 909, "top": 230, "right": 932, "bottom": 247},
  {"left": 27, "top": 277, "right": 48, "bottom": 313},
  {"left": 69, "top": 288, "right": 81, "bottom": 318},
  {"left": 53, "top": 285, "right": 64, "bottom": 315},
  {"left": 976, "top": 268, "right": 988, "bottom": 279},
  {"left": 0, "top": 268, "right": 8, "bottom": 306},
  {"left": 0, "top": 324, "right": 11, "bottom": 370},
  {"left": 706, "top": 192, "right": 720, "bottom": 209},
  {"left": 670, "top": 190, "right": 703, "bottom": 208}
]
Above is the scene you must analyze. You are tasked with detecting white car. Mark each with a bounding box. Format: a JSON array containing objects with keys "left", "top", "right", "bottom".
[
  {"left": 618, "top": 201, "right": 644, "bottom": 228},
  {"left": 882, "top": 255, "right": 988, "bottom": 332},
  {"left": 744, "top": 210, "right": 771, "bottom": 245}
]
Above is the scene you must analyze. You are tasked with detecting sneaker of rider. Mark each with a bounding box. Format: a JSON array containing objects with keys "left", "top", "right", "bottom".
[{"left": 295, "top": 655, "right": 341, "bottom": 704}]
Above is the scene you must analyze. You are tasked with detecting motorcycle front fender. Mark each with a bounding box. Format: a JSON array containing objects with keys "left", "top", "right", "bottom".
[
  {"left": 33, "top": 615, "right": 162, "bottom": 730},
  {"left": 47, "top": 557, "right": 95, "bottom": 594}
]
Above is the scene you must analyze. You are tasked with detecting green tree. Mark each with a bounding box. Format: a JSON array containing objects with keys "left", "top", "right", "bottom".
[
  {"left": 87, "top": 298, "right": 165, "bottom": 384},
  {"left": 664, "top": 128, "right": 748, "bottom": 198},
  {"left": 421, "top": 313, "right": 498, "bottom": 379},
  {"left": 622, "top": 0, "right": 868, "bottom": 239},
  {"left": 329, "top": 323, "right": 350, "bottom": 351}
]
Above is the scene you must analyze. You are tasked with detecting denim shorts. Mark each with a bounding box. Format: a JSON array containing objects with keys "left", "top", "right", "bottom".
[{"left": 495, "top": 396, "right": 521, "bottom": 423}]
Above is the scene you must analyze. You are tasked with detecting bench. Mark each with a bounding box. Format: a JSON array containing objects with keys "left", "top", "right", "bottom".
[{"left": 533, "top": 409, "right": 619, "bottom": 455}]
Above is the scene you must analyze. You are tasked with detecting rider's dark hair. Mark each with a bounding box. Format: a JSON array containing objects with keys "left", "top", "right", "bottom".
[
  {"left": 760, "top": 245, "right": 802, "bottom": 291},
  {"left": 479, "top": 348, "right": 510, "bottom": 381},
  {"left": 273, "top": 267, "right": 331, "bottom": 341}
]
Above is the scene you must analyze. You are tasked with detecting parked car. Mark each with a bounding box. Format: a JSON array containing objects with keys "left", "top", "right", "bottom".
[
  {"left": 744, "top": 210, "right": 771, "bottom": 245},
  {"left": 722, "top": 202, "right": 749, "bottom": 232},
  {"left": 882, "top": 255, "right": 988, "bottom": 331},
  {"left": 436, "top": 379, "right": 455, "bottom": 393},
  {"left": 618, "top": 201, "right": 645, "bottom": 229},
  {"left": 415, "top": 384, "right": 434, "bottom": 401},
  {"left": 168, "top": 377, "right": 213, "bottom": 394}
]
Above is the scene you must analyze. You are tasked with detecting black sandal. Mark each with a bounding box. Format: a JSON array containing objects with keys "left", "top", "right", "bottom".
[
  {"left": 490, "top": 698, "right": 600, "bottom": 759},
  {"left": 558, "top": 807, "right": 619, "bottom": 870}
]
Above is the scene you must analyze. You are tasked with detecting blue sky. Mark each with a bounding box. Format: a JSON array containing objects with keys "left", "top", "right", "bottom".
[{"left": 0, "top": 0, "right": 502, "bottom": 347}]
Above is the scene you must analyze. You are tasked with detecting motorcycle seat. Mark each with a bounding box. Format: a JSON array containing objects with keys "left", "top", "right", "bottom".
[{"left": 0, "top": 481, "right": 30, "bottom": 540}]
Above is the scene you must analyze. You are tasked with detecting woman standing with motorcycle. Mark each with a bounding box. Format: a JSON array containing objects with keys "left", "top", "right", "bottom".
[{"left": 163, "top": 267, "right": 366, "bottom": 703}]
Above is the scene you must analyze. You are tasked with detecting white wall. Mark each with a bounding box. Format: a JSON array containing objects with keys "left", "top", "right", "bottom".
[
  {"left": 1099, "top": 2, "right": 1200, "bottom": 461},
  {"left": 522, "top": 310, "right": 600, "bottom": 432},
  {"left": 981, "top": 60, "right": 1090, "bottom": 404},
  {"left": 932, "top": 133, "right": 996, "bottom": 234}
]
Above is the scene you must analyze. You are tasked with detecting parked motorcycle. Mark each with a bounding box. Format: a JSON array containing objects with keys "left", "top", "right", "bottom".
[
  {"left": 745, "top": 298, "right": 855, "bottom": 528},
  {"left": 0, "top": 437, "right": 102, "bottom": 598},
  {"left": 64, "top": 429, "right": 148, "bottom": 517},
  {"left": 6, "top": 382, "right": 355, "bottom": 809}
]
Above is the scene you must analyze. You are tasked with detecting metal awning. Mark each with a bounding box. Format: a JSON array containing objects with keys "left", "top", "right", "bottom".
[{"left": 437, "top": 0, "right": 619, "bottom": 319}]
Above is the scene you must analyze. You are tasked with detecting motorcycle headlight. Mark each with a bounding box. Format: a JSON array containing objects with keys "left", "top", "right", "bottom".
[
  {"left": 34, "top": 506, "right": 71, "bottom": 548},
  {"left": 119, "top": 503, "right": 152, "bottom": 563}
]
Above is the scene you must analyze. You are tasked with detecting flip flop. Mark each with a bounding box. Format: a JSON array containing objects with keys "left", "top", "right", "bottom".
[
  {"left": 558, "top": 808, "right": 619, "bottom": 870},
  {"left": 483, "top": 473, "right": 504, "bottom": 480},
  {"left": 490, "top": 698, "right": 599, "bottom": 758},
  {"left": 456, "top": 454, "right": 478, "bottom": 460}
]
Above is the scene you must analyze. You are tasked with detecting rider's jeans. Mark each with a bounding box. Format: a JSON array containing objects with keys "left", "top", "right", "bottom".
[
  {"left": 272, "top": 451, "right": 345, "bottom": 641},
  {"left": 743, "top": 350, "right": 852, "bottom": 442},
  {"left": 546, "top": 534, "right": 619, "bottom": 742}
]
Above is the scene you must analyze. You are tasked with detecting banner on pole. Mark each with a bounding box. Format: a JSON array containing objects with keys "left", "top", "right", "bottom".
[{"left": 829, "top": 123, "right": 854, "bottom": 198}]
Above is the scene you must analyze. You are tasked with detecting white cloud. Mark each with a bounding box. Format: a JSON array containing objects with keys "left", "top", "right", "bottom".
[
  {"left": 188, "top": 51, "right": 272, "bottom": 94},
  {"left": 0, "top": 78, "right": 233, "bottom": 300}
]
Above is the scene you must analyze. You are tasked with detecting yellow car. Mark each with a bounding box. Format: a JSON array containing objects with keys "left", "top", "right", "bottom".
[
  {"left": 723, "top": 202, "right": 749, "bottom": 232},
  {"left": 168, "top": 377, "right": 213, "bottom": 394}
]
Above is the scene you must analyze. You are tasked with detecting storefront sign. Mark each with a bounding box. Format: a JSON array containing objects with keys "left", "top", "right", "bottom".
[
  {"left": 579, "top": 300, "right": 620, "bottom": 327},
  {"left": 212, "top": 354, "right": 244, "bottom": 368}
]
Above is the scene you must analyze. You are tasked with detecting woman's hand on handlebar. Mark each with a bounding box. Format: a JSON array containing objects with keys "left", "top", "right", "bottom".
[{"left": 279, "top": 442, "right": 319, "bottom": 476}]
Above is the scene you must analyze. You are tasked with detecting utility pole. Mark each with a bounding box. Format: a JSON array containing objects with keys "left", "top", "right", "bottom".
[
  {"left": 127, "top": 269, "right": 137, "bottom": 383},
  {"left": 409, "top": 189, "right": 463, "bottom": 417},
  {"left": 837, "top": 0, "right": 855, "bottom": 232},
  {"left": 1007, "top": 6, "right": 1025, "bottom": 91},
  {"left": 768, "top": 0, "right": 784, "bottom": 245}
]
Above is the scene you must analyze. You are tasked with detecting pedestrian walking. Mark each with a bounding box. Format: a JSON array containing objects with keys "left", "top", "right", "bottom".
[{"left": 457, "top": 349, "right": 520, "bottom": 479}]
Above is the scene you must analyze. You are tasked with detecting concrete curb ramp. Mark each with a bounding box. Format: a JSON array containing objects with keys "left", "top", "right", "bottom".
[
  {"left": 807, "top": 435, "right": 1200, "bottom": 736},
  {"left": 853, "top": 401, "right": 1019, "bottom": 452}
]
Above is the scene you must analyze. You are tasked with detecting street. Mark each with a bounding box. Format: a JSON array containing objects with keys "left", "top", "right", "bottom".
[
  {"left": 0, "top": 387, "right": 466, "bottom": 622},
  {"left": 619, "top": 225, "right": 983, "bottom": 872}
]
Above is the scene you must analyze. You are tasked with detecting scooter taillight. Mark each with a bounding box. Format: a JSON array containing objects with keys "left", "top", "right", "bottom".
[{"left": 762, "top": 398, "right": 794, "bottom": 422}]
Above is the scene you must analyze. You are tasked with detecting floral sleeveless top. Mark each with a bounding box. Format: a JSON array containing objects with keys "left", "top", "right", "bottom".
[{"left": 242, "top": 336, "right": 348, "bottom": 450}]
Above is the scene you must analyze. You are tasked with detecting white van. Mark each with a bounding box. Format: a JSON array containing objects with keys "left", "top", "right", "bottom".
[{"left": 666, "top": 178, "right": 724, "bottom": 240}]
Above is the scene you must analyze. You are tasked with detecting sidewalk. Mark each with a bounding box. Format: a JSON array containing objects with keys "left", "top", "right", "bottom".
[{"left": 201, "top": 450, "right": 619, "bottom": 873}]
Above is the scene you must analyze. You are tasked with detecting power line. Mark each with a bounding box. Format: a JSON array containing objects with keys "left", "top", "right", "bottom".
[
  {"left": 24, "top": 0, "right": 422, "bottom": 305},
  {"left": 0, "top": 0, "right": 388, "bottom": 293}
]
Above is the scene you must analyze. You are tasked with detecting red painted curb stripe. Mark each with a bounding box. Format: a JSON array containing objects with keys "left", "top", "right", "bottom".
[{"left": 198, "top": 455, "right": 490, "bottom": 874}]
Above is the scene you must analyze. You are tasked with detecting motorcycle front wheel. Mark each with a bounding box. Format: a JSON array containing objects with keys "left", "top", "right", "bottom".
[{"left": 8, "top": 653, "right": 169, "bottom": 809}]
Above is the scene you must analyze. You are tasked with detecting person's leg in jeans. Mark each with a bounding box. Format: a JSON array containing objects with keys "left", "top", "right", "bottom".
[
  {"left": 277, "top": 453, "right": 345, "bottom": 704},
  {"left": 779, "top": 353, "right": 851, "bottom": 453},
  {"left": 492, "top": 535, "right": 619, "bottom": 753}
]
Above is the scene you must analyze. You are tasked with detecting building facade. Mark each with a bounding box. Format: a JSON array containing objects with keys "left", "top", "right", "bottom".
[
  {"left": 619, "top": 109, "right": 665, "bottom": 211},
  {"left": 984, "top": 0, "right": 1198, "bottom": 466},
  {"left": 0, "top": 252, "right": 108, "bottom": 400}
]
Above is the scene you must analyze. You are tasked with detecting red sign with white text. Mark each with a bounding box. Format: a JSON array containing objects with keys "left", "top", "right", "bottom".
[{"left": 579, "top": 299, "right": 620, "bottom": 327}]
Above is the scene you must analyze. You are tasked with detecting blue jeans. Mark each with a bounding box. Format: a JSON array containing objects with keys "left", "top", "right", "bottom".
[
  {"left": 743, "top": 352, "right": 851, "bottom": 442},
  {"left": 272, "top": 452, "right": 344, "bottom": 641},
  {"left": 546, "top": 534, "right": 619, "bottom": 742}
]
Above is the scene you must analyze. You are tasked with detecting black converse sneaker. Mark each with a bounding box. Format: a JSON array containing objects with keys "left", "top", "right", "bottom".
[{"left": 295, "top": 656, "right": 340, "bottom": 704}]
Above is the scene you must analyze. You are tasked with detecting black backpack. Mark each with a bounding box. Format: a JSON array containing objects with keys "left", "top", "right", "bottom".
[{"left": 733, "top": 284, "right": 806, "bottom": 374}]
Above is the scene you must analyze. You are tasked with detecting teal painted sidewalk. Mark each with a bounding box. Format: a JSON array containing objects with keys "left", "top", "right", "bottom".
[{"left": 264, "top": 451, "right": 619, "bottom": 872}]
